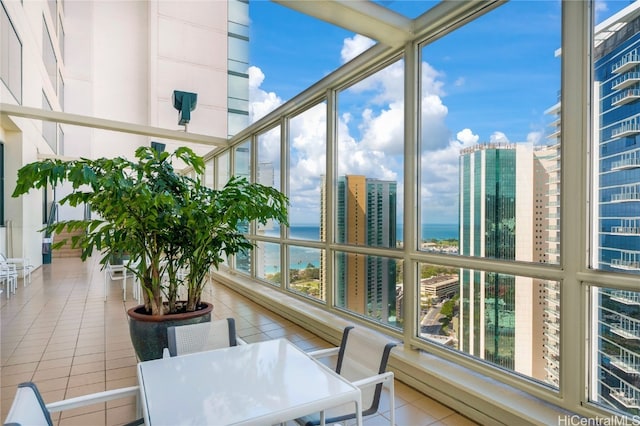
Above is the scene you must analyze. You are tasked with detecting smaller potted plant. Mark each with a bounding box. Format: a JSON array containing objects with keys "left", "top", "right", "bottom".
[{"left": 13, "top": 146, "right": 288, "bottom": 359}]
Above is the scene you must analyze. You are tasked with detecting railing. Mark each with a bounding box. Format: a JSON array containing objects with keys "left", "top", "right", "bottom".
[
  {"left": 612, "top": 52, "right": 640, "bottom": 74},
  {"left": 611, "top": 384, "right": 640, "bottom": 409},
  {"left": 611, "top": 185, "right": 640, "bottom": 202},
  {"left": 612, "top": 88, "right": 640, "bottom": 106},
  {"left": 610, "top": 290, "right": 640, "bottom": 305},
  {"left": 611, "top": 348, "right": 640, "bottom": 374},
  {"left": 611, "top": 218, "right": 640, "bottom": 235},
  {"left": 611, "top": 154, "right": 640, "bottom": 170},
  {"left": 611, "top": 120, "right": 640, "bottom": 138},
  {"left": 610, "top": 313, "right": 640, "bottom": 339},
  {"left": 611, "top": 259, "right": 640, "bottom": 270},
  {"left": 612, "top": 71, "right": 640, "bottom": 90}
]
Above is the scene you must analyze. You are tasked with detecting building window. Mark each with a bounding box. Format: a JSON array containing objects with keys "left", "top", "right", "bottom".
[
  {"left": 42, "top": 93, "right": 57, "bottom": 152},
  {"left": 1, "top": 3, "right": 22, "bottom": 103},
  {"left": 43, "top": 17, "right": 57, "bottom": 92},
  {"left": 227, "top": 0, "right": 249, "bottom": 137}
]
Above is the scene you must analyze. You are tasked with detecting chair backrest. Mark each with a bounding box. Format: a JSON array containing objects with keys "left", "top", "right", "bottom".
[
  {"left": 166, "top": 318, "right": 238, "bottom": 356},
  {"left": 335, "top": 326, "right": 396, "bottom": 415},
  {"left": 4, "top": 382, "right": 54, "bottom": 426}
]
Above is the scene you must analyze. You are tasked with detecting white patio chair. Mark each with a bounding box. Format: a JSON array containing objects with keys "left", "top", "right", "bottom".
[
  {"left": 0, "top": 253, "right": 33, "bottom": 285},
  {"left": 104, "top": 259, "right": 128, "bottom": 301},
  {"left": 3, "top": 381, "right": 143, "bottom": 426},
  {"left": 164, "top": 317, "right": 246, "bottom": 357},
  {"left": 295, "top": 326, "right": 397, "bottom": 426},
  {"left": 0, "top": 262, "right": 18, "bottom": 299}
]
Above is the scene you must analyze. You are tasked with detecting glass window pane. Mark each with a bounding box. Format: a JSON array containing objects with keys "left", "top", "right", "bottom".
[
  {"left": 337, "top": 61, "right": 402, "bottom": 250},
  {"left": 590, "top": 1, "right": 640, "bottom": 417},
  {"left": 420, "top": 1, "right": 561, "bottom": 265},
  {"left": 228, "top": 73, "right": 249, "bottom": 101},
  {"left": 42, "top": 93, "right": 56, "bottom": 152},
  {"left": 257, "top": 126, "right": 281, "bottom": 237},
  {"left": 2, "top": 4, "right": 22, "bottom": 103},
  {"left": 256, "top": 241, "right": 280, "bottom": 286},
  {"left": 591, "top": 2, "right": 640, "bottom": 275},
  {"left": 590, "top": 285, "right": 640, "bottom": 415},
  {"left": 288, "top": 245, "right": 324, "bottom": 302},
  {"left": 234, "top": 140, "right": 250, "bottom": 179},
  {"left": 289, "top": 102, "right": 326, "bottom": 241},
  {"left": 228, "top": 36, "right": 249, "bottom": 64},
  {"left": 43, "top": 19, "right": 56, "bottom": 91},
  {"left": 217, "top": 151, "right": 230, "bottom": 189},
  {"left": 228, "top": 0, "right": 249, "bottom": 26},
  {"left": 203, "top": 158, "right": 214, "bottom": 189},
  {"left": 335, "top": 250, "right": 402, "bottom": 328},
  {"left": 228, "top": 111, "right": 249, "bottom": 137},
  {"left": 419, "top": 262, "right": 559, "bottom": 387}
]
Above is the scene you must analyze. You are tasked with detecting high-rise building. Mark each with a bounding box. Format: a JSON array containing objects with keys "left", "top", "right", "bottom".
[
  {"left": 533, "top": 143, "right": 562, "bottom": 388},
  {"left": 458, "top": 143, "right": 547, "bottom": 379},
  {"left": 591, "top": 2, "right": 640, "bottom": 413},
  {"left": 334, "top": 175, "right": 397, "bottom": 324}
]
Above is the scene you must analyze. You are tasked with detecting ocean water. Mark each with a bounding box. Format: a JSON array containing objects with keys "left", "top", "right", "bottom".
[
  {"left": 271, "top": 223, "right": 459, "bottom": 242},
  {"left": 262, "top": 223, "right": 458, "bottom": 274}
]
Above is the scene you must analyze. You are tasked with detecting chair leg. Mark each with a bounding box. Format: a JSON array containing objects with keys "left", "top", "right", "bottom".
[{"left": 389, "top": 378, "right": 395, "bottom": 426}]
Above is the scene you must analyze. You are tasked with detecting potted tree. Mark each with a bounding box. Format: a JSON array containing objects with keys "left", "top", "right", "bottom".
[{"left": 13, "top": 146, "right": 288, "bottom": 360}]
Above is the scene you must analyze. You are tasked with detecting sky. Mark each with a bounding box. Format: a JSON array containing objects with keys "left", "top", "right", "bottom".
[{"left": 246, "top": 0, "right": 633, "bottom": 226}]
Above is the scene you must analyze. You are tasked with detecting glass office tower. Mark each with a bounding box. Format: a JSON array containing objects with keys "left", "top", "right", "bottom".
[{"left": 459, "top": 144, "right": 547, "bottom": 377}]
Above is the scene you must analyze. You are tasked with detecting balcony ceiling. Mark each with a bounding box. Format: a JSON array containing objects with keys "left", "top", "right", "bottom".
[{"left": 273, "top": 0, "right": 414, "bottom": 47}]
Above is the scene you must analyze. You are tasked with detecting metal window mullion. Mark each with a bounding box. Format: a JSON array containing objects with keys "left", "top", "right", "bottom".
[
  {"left": 281, "top": 116, "right": 289, "bottom": 290},
  {"left": 560, "top": 0, "right": 592, "bottom": 412},
  {"left": 403, "top": 41, "right": 419, "bottom": 347},
  {"left": 325, "top": 89, "right": 337, "bottom": 309}
]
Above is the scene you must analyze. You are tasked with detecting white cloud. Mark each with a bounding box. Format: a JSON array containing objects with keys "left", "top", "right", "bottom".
[
  {"left": 489, "top": 131, "right": 510, "bottom": 143},
  {"left": 249, "top": 66, "right": 283, "bottom": 123},
  {"left": 250, "top": 33, "right": 549, "bottom": 223},
  {"left": 341, "top": 34, "right": 376, "bottom": 63},
  {"left": 456, "top": 128, "right": 479, "bottom": 145},
  {"left": 526, "top": 131, "right": 544, "bottom": 145}
]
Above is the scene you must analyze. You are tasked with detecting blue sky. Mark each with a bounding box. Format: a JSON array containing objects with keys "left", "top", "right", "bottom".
[{"left": 247, "top": 0, "right": 634, "bottom": 225}]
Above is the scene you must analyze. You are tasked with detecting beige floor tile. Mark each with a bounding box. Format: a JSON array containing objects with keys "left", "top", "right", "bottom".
[
  {"left": 67, "top": 371, "right": 105, "bottom": 388},
  {"left": 64, "top": 382, "right": 106, "bottom": 399},
  {"left": 38, "top": 357, "right": 74, "bottom": 371},
  {"left": 413, "top": 395, "right": 455, "bottom": 421},
  {"left": 1, "top": 371, "right": 35, "bottom": 387},
  {"left": 31, "top": 376, "right": 69, "bottom": 393},
  {"left": 72, "top": 352, "right": 105, "bottom": 366},
  {"left": 0, "top": 361, "right": 38, "bottom": 376},
  {"left": 32, "top": 366, "right": 72, "bottom": 382},
  {"left": 106, "top": 356, "right": 137, "bottom": 371},
  {"left": 58, "top": 408, "right": 106, "bottom": 426},
  {"left": 105, "top": 366, "right": 136, "bottom": 382},
  {"left": 70, "top": 360, "right": 105, "bottom": 376},
  {"left": 41, "top": 348, "right": 76, "bottom": 361},
  {"left": 4, "top": 351, "right": 43, "bottom": 365},
  {"left": 106, "top": 403, "right": 139, "bottom": 426}
]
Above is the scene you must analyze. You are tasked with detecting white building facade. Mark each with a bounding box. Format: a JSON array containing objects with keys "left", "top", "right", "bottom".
[{"left": 0, "top": 0, "right": 248, "bottom": 266}]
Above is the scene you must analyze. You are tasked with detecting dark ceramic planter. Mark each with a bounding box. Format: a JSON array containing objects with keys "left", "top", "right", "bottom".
[{"left": 127, "top": 302, "right": 213, "bottom": 361}]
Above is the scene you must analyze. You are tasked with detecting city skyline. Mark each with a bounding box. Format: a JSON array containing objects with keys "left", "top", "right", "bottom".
[{"left": 248, "top": 1, "right": 632, "bottom": 225}]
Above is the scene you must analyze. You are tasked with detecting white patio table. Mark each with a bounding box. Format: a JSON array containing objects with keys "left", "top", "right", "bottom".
[{"left": 136, "top": 338, "right": 363, "bottom": 426}]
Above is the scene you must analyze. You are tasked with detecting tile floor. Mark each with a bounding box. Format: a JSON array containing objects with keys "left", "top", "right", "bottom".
[{"left": 1, "top": 256, "right": 479, "bottom": 426}]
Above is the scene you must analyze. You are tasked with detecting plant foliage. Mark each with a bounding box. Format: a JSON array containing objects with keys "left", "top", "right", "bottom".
[{"left": 13, "top": 147, "right": 288, "bottom": 315}]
